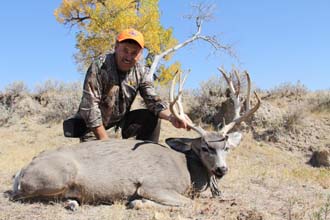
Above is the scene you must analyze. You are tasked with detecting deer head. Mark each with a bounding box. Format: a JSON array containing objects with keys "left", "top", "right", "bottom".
[{"left": 166, "top": 68, "right": 261, "bottom": 179}]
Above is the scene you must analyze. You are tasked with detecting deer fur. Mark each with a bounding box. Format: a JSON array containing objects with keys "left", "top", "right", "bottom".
[{"left": 11, "top": 132, "right": 242, "bottom": 208}]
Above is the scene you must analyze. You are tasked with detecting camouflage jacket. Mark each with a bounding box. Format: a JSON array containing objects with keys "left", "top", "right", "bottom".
[{"left": 78, "top": 53, "right": 168, "bottom": 128}]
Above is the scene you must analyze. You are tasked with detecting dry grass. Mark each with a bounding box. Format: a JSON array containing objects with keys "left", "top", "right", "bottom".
[
  {"left": 1, "top": 117, "right": 330, "bottom": 220},
  {"left": 220, "top": 132, "right": 330, "bottom": 220}
]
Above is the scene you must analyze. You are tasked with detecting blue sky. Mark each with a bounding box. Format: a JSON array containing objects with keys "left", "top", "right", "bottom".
[{"left": 0, "top": 1, "right": 329, "bottom": 91}]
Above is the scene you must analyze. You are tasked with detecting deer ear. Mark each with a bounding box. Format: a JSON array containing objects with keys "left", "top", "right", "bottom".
[
  {"left": 226, "top": 132, "right": 242, "bottom": 148},
  {"left": 165, "top": 138, "right": 194, "bottom": 153}
]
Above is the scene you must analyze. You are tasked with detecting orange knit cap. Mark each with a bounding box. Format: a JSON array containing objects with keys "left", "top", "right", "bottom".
[{"left": 117, "top": 28, "right": 144, "bottom": 48}]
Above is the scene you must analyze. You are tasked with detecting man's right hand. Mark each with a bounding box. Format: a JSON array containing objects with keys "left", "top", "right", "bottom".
[{"left": 169, "top": 113, "right": 192, "bottom": 131}]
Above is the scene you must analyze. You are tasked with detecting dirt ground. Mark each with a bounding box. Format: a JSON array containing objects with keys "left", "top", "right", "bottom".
[{"left": 0, "top": 113, "right": 330, "bottom": 220}]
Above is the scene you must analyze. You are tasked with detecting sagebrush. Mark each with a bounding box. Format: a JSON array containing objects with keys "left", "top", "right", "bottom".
[{"left": 0, "top": 80, "right": 82, "bottom": 126}]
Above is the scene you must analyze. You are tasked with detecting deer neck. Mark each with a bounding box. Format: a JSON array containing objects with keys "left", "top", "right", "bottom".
[{"left": 185, "top": 150, "right": 210, "bottom": 192}]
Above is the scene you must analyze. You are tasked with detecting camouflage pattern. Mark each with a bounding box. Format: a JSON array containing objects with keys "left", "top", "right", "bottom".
[{"left": 78, "top": 53, "right": 168, "bottom": 129}]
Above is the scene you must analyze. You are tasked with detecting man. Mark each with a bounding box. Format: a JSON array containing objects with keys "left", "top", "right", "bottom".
[{"left": 76, "top": 28, "right": 191, "bottom": 142}]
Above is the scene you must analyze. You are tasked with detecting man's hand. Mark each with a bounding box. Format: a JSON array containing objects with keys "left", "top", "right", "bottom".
[
  {"left": 159, "top": 109, "right": 192, "bottom": 131},
  {"left": 168, "top": 114, "right": 192, "bottom": 130}
]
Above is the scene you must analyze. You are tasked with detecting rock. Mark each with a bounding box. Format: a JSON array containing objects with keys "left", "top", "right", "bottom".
[{"left": 309, "top": 150, "right": 330, "bottom": 167}]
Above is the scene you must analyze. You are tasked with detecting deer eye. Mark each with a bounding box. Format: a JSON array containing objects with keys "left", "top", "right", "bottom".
[
  {"left": 208, "top": 148, "right": 217, "bottom": 154},
  {"left": 201, "top": 147, "right": 208, "bottom": 152}
]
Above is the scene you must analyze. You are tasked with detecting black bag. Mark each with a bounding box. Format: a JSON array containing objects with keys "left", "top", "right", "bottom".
[{"left": 63, "top": 114, "right": 88, "bottom": 138}]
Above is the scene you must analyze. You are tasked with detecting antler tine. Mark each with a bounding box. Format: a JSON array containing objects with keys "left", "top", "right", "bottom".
[
  {"left": 217, "top": 68, "right": 261, "bottom": 135},
  {"left": 169, "top": 71, "right": 206, "bottom": 136},
  {"left": 170, "top": 71, "right": 187, "bottom": 117},
  {"left": 169, "top": 72, "right": 181, "bottom": 118},
  {"left": 218, "top": 67, "right": 241, "bottom": 119},
  {"left": 235, "top": 91, "right": 260, "bottom": 125},
  {"left": 219, "top": 90, "right": 261, "bottom": 136},
  {"left": 218, "top": 67, "right": 234, "bottom": 94},
  {"left": 176, "top": 71, "right": 188, "bottom": 117},
  {"left": 233, "top": 68, "right": 240, "bottom": 96},
  {"left": 244, "top": 71, "right": 251, "bottom": 111}
]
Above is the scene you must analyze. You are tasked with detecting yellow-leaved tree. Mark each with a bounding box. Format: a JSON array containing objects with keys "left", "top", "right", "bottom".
[
  {"left": 55, "top": 1, "right": 233, "bottom": 85},
  {"left": 54, "top": 0, "right": 179, "bottom": 84}
]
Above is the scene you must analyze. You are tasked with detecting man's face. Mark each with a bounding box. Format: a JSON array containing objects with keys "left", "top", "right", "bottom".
[{"left": 115, "top": 41, "right": 142, "bottom": 72}]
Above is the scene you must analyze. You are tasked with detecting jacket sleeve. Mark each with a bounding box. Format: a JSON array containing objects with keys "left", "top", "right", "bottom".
[
  {"left": 78, "top": 62, "right": 104, "bottom": 128},
  {"left": 138, "top": 71, "right": 168, "bottom": 116}
]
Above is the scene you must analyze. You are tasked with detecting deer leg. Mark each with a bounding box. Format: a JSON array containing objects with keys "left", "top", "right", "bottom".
[
  {"left": 128, "top": 198, "right": 167, "bottom": 209},
  {"left": 64, "top": 199, "right": 80, "bottom": 211},
  {"left": 132, "top": 188, "right": 192, "bottom": 208},
  {"left": 11, "top": 186, "right": 68, "bottom": 201}
]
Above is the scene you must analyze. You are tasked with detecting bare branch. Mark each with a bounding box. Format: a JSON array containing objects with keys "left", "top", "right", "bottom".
[
  {"left": 184, "top": 3, "right": 216, "bottom": 22},
  {"left": 148, "top": 2, "right": 234, "bottom": 81}
]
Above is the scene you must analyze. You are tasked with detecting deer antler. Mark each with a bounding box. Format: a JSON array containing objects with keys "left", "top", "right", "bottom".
[
  {"left": 217, "top": 68, "right": 261, "bottom": 135},
  {"left": 170, "top": 71, "right": 206, "bottom": 136}
]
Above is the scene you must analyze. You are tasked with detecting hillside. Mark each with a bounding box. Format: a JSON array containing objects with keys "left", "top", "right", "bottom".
[{"left": 0, "top": 83, "right": 330, "bottom": 220}]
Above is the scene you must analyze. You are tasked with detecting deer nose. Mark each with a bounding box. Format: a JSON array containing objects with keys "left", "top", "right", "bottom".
[{"left": 215, "top": 166, "right": 228, "bottom": 177}]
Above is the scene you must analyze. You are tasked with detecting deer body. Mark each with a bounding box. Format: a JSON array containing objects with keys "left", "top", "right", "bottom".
[{"left": 13, "top": 139, "right": 196, "bottom": 206}]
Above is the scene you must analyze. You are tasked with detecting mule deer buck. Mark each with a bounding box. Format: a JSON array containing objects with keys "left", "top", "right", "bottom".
[{"left": 10, "top": 68, "right": 260, "bottom": 209}]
